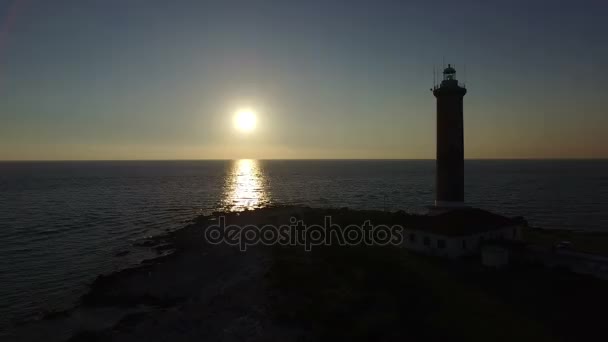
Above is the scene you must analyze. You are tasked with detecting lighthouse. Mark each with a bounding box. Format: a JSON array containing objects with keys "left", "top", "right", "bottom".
[{"left": 432, "top": 64, "right": 467, "bottom": 207}]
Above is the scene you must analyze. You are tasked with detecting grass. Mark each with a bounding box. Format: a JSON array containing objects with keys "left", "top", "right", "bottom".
[{"left": 268, "top": 244, "right": 556, "bottom": 342}]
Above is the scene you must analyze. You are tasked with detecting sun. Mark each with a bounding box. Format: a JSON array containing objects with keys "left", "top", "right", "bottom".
[{"left": 233, "top": 108, "right": 257, "bottom": 133}]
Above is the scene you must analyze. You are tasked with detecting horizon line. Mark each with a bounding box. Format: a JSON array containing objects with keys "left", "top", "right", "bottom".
[{"left": 1, "top": 157, "right": 608, "bottom": 162}]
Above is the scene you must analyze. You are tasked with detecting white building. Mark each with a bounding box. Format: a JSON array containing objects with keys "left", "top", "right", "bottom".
[{"left": 400, "top": 208, "right": 524, "bottom": 258}]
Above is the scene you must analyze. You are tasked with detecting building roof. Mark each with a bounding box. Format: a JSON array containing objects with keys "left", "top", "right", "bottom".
[{"left": 407, "top": 207, "right": 522, "bottom": 237}]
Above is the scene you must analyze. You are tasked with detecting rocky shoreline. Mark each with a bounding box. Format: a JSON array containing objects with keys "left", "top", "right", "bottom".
[
  {"left": 67, "top": 208, "right": 285, "bottom": 342},
  {"left": 16, "top": 206, "right": 308, "bottom": 342}
]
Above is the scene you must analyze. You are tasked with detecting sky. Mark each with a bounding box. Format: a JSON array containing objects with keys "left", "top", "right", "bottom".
[{"left": 0, "top": 0, "right": 606, "bottom": 160}]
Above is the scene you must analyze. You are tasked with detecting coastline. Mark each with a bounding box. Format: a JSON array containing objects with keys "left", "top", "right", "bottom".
[
  {"left": 8, "top": 205, "right": 608, "bottom": 341},
  {"left": 10, "top": 206, "right": 296, "bottom": 341}
]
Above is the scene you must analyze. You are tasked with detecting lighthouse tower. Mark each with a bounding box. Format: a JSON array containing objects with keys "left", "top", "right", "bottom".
[{"left": 432, "top": 64, "right": 467, "bottom": 207}]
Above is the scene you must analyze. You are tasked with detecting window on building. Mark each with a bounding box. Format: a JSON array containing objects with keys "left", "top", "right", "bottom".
[
  {"left": 423, "top": 237, "right": 430, "bottom": 246},
  {"left": 409, "top": 233, "right": 416, "bottom": 243},
  {"left": 437, "top": 239, "right": 446, "bottom": 249}
]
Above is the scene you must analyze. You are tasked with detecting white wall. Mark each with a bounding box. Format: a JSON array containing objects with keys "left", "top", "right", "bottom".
[{"left": 401, "top": 225, "right": 522, "bottom": 258}]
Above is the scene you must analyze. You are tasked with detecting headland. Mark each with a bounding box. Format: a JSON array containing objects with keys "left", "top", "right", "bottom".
[{"left": 13, "top": 206, "right": 608, "bottom": 342}]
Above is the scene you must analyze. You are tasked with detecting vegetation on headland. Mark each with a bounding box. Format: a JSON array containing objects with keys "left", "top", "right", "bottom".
[
  {"left": 270, "top": 241, "right": 608, "bottom": 342},
  {"left": 269, "top": 244, "right": 556, "bottom": 342}
]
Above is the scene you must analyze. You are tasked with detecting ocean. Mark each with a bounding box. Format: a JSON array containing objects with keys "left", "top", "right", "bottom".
[{"left": 1, "top": 159, "right": 607, "bottom": 331}]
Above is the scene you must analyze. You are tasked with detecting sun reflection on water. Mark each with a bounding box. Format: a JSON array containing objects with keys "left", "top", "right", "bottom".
[{"left": 222, "top": 159, "right": 269, "bottom": 211}]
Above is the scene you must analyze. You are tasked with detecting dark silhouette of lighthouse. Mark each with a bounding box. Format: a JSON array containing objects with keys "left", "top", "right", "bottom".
[{"left": 432, "top": 64, "right": 466, "bottom": 207}]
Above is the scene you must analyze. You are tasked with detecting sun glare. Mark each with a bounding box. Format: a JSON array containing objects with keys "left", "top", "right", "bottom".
[{"left": 234, "top": 108, "right": 257, "bottom": 133}]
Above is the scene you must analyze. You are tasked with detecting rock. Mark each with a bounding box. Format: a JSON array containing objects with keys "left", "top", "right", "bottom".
[
  {"left": 133, "top": 240, "right": 156, "bottom": 247},
  {"left": 115, "top": 250, "right": 130, "bottom": 257}
]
